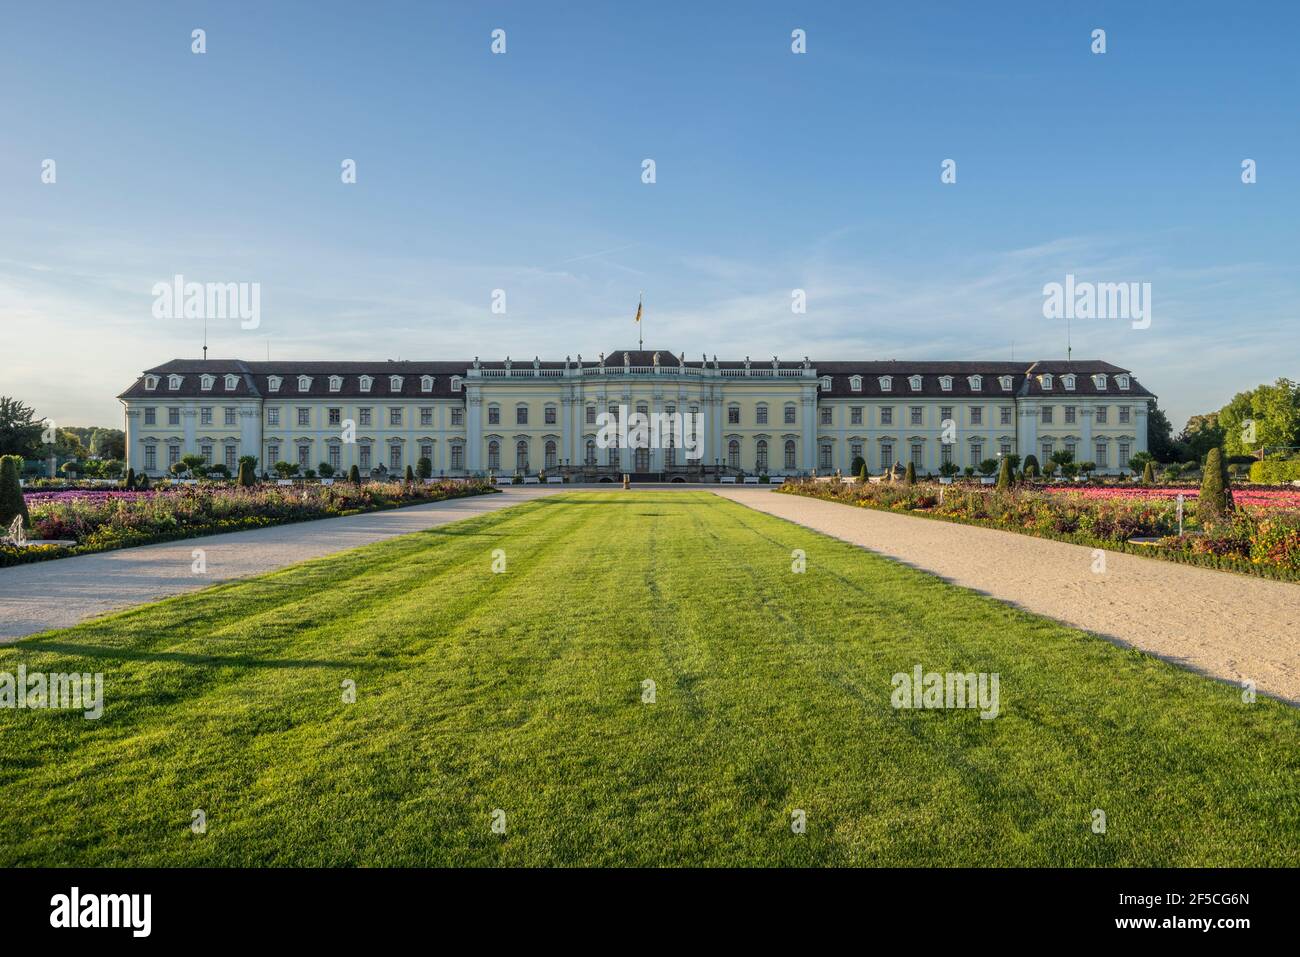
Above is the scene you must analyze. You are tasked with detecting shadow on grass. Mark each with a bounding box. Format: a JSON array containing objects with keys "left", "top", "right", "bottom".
[{"left": 16, "top": 640, "right": 369, "bottom": 670}]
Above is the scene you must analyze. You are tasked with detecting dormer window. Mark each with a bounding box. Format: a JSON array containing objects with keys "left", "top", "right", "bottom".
[
  {"left": 359, "top": 375, "right": 373, "bottom": 393},
  {"left": 849, "top": 375, "right": 863, "bottom": 392},
  {"left": 297, "top": 375, "right": 312, "bottom": 392},
  {"left": 878, "top": 376, "right": 892, "bottom": 391},
  {"left": 1092, "top": 373, "right": 1107, "bottom": 390},
  {"left": 451, "top": 376, "right": 463, "bottom": 392},
  {"left": 1039, "top": 373, "right": 1053, "bottom": 390},
  {"left": 819, "top": 376, "right": 832, "bottom": 392},
  {"left": 1062, "top": 374, "right": 1076, "bottom": 391},
  {"left": 939, "top": 375, "right": 953, "bottom": 392},
  {"left": 329, "top": 376, "right": 343, "bottom": 392},
  {"left": 144, "top": 375, "right": 158, "bottom": 391},
  {"left": 268, "top": 375, "right": 282, "bottom": 392},
  {"left": 999, "top": 375, "right": 1013, "bottom": 391},
  {"left": 168, "top": 374, "right": 183, "bottom": 390},
  {"left": 421, "top": 375, "right": 434, "bottom": 392},
  {"left": 389, "top": 375, "right": 403, "bottom": 392},
  {"left": 1117, "top": 374, "right": 1130, "bottom": 390},
  {"left": 200, "top": 375, "right": 215, "bottom": 391},
  {"left": 225, "top": 374, "right": 238, "bottom": 391},
  {"left": 908, "top": 375, "right": 922, "bottom": 391},
  {"left": 968, "top": 375, "right": 982, "bottom": 391}
]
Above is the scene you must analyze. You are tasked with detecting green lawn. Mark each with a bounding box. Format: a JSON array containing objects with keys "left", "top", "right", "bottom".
[{"left": 1, "top": 491, "right": 1296, "bottom": 866}]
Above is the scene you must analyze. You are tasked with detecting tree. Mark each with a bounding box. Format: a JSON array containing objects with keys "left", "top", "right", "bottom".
[
  {"left": 237, "top": 460, "right": 255, "bottom": 487},
  {"left": 0, "top": 397, "right": 44, "bottom": 458},
  {"left": 857, "top": 462, "right": 868, "bottom": 484},
  {"left": 1218, "top": 378, "right": 1300, "bottom": 458},
  {"left": 939, "top": 460, "right": 960, "bottom": 478},
  {"left": 1142, "top": 461, "right": 1156, "bottom": 485},
  {"left": 1177, "top": 413, "right": 1224, "bottom": 463},
  {"left": 1022, "top": 454, "right": 1040, "bottom": 478},
  {"left": 170, "top": 461, "right": 189, "bottom": 478},
  {"left": 1078, "top": 461, "right": 1096, "bottom": 477},
  {"left": 903, "top": 462, "right": 916, "bottom": 485},
  {"left": 1146, "top": 400, "right": 1178, "bottom": 462},
  {"left": 137, "top": 473, "right": 151, "bottom": 490},
  {"left": 1197, "top": 447, "right": 1234, "bottom": 523},
  {"left": 273, "top": 461, "right": 298, "bottom": 478},
  {"left": 1060, "top": 462, "right": 1079, "bottom": 479},
  {"left": 1129, "top": 451, "right": 1155, "bottom": 474},
  {"left": 1049, "top": 449, "right": 1074, "bottom": 468},
  {"left": 404, "top": 464, "right": 415, "bottom": 483},
  {"left": 122, "top": 467, "right": 136, "bottom": 490},
  {"left": 348, "top": 464, "right": 361, "bottom": 483},
  {"left": 318, "top": 462, "right": 336, "bottom": 479},
  {"left": 977, "top": 458, "right": 999, "bottom": 477},
  {"left": 180, "top": 453, "right": 205, "bottom": 474},
  {"left": 0, "top": 455, "right": 29, "bottom": 530},
  {"left": 206, "top": 463, "right": 230, "bottom": 480},
  {"left": 850, "top": 455, "right": 865, "bottom": 479},
  {"left": 417, "top": 457, "right": 433, "bottom": 480},
  {"left": 996, "top": 456, "right": 1013, "bottom": 489},
  {"left": 238, "top": 455, "right": 259, "bottom": 472},
  {"left": 88, "top": 428, "right": 126, "bottom": 460},
  {"left": 1003, "top": 454, "right": 1021, "bottom": 471}
]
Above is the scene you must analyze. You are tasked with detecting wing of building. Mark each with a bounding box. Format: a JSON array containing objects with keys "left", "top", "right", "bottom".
[{"left": 116, "top": 351, "right": 1155, "bottom": 478}]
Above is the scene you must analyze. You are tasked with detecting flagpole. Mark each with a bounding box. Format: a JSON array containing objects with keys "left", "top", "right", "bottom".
[{"left": 638, "top": 291, "right": 643, "bottom": 350}]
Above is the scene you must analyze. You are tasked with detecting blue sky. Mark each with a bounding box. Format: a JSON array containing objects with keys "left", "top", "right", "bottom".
[{"left": 3, "top": 0, "right": 1296, "bottom": 429}]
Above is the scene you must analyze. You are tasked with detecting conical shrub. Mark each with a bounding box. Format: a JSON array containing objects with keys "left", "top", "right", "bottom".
[
  {"left": 1197, "top": 448, "right": 1233, "bottom": 523},
  {"left": 0, "top": 455, "right": 29, "bottom": 530},
  {"left": 996, "top": 456, "right": 1013, "bottom": 489}
]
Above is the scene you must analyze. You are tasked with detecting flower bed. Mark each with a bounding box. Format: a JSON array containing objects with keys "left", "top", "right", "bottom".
[
  {"left": 778, "top": 479, "right": 1300, "bottom": 581},
  {"left": 1039, "top": 485, "right": 1300, "bottom": 510},
  {"left": 2, "top": 480, "right": 497, "bottom": 568}
]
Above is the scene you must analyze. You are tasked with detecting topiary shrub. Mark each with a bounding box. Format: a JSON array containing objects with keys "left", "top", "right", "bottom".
[
  {"left": 1197, "top": 448, "right": 1234, "bottom": 523},
  {"left": 1022, "top": 454, "right": 1040, "bottom": 479},
  {"left": 138, "top": 473, "right": 151, "bottom": 490},
  {"left": 349, "top": 464, "right": 361, "bottom": 484},
  {"left": 122, "top": 467, "right": 136, "bottom": 490},
  {"left": 903, "top": 462, "right": 917, "bottom": 485},
  {"left": 850, "top": 455, "right": 865, "bottom": 479},
  {"left": 0, "top": 455, "right": 29, "bottom": 530},
  {"left": 996, "top": 456, "right": 1013, "bottom": 489},
  {"left": 237, "top": 460, "right": 255, "bottom": 487},
  {"left": 857, "top": 462, "right": 868, "bottom": 484},
  {"left": 1142, "top": 461, "right": 1156, "bottom": 485},
  {"left": 417, "top": 457, "right": 433, "bottom": 480},
  {"left": 404, "top": 464, "right": 415, "bottom": 483}
]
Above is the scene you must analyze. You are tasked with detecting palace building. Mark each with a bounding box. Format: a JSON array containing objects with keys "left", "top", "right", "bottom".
[{"left": 117, "top": 350, "right": 1155, "bottom": 479}]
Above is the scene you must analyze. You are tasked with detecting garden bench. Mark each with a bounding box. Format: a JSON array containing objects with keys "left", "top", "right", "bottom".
[
  {"left": 743, "top": 476, "right": 760, "bottom": 484},
  {"left": 276, "top": 479, "right": 294, "bottom": 486},
  {"left": 719, "top": 476, "right": 737, "bottom": 484},
  {"left": 523, "top": 476, "right": 540, "bottom": 484},
  {"left": 546, "top": 475, "right": 564, "bottom": 484}
]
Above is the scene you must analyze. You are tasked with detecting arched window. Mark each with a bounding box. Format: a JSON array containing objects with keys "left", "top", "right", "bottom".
[
  {"left": 728, "top": 439, "right": 740, "bottom": 469},
  {"left": 784, "top": 440, "right": 796, "bottom": 470},
  {"left": 487, "top": 440, "right": 500, "bottom": 471},
  {"left": 545, "top": 440, "right": 557, "bottom": 470},
  {"left": 516, "top": 440, "right": 529, "bottom": 472},
  {"left": 585, "top": 439, "right": 596, "bottom": 465},
  {"left": 756, "top": 439, "right": 768, "bottom": 472}
]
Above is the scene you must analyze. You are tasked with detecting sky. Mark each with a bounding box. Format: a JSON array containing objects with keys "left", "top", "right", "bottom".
[{"left": 2, "top": 0, "right": 1296, "bottom": 430}]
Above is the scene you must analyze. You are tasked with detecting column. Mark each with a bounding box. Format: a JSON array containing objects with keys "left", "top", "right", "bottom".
[
  {"left": 801, "top": 386, "right": 817, "bottom": 471},
  {"left": 1134, "top": 403, "right": 1150, "bottom": 455},
  {"left": 1079, "top": 408, "right": 1094, "bottom": 464},
  {"left": 125, "top": 409, "right": 142, "bottom": 472},
  {"left": 182, "top": 408, "right": 197, "bottom": 456},
  {"left": 1017, "top": 403, "right": 1038, "bottom": 462},
  {"left": 466, "top": 392, "right": 483, "bottom": 470},
  {"left": 240, "top": 406, "right": 259, "bottom": 467}
]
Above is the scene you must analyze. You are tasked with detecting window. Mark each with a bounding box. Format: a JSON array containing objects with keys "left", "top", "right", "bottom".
[
  {"left": 145, "top": 445, "right": 157, "bottom": 470},
  {"left": 489, "top": 406, "right": 500, "bottom": 425},
  {"left": 941, "top": 444, "right": 953, "bottom": 465},
  {"left": 968, "top": 375, "right": 982, "bottom": 391},
  {"left": 266, "top": 407, "right": 279, "bottom": 426},
  {"left": 1062, "top": 374, "right": 1076, "bottom": 391},
  {"left": 200, "top": 444, "right": 212, "bottom": 464},
  {"left": 201, "top": 375, "right": 214, "bottom": 391},
  {"left": 390, "top": 444, "right": 402, "bottom": 470},
  {"left": 225, "top": 407, "right": 237, "bottom": 426},
  {"left": 451, "top": 408, "right": 463, "bottom": 427},
  {"left": 849, "top": 375, "right": 863, "bottom": 392},
  {"left": 1040, "top": 406, "right": 1053, "bottom": 424},
  {"left": 819, "top": 442, "right": 832, "bottom": 470},
  {"left": 298, "top": 408, "right": 311, "bottom": 427},
  {"left": 267, "top": 444, "right": 280, "bottom": 464},
  {"left": 608, "top": 443, "right": 619, "bottom": 467},
  {"left": 1064, "top": 406, "right": 1076, "bottom": 424},
  {"left": 939, "top": 375, "right": 953, "bottom": 392},
  {"left": 970, "top": 443, "right": 983, "bottom": 466},
  {"left": 448, "top": 443, "right": 461, "bottom": 471},
  {"left": 359, "top": 408, "right": 372, "bottom": 426},
  {"left": 420, "top": 443, "right": 432, "bottom": 463},
  {"left": 911, "top": 443, "right": 923, "bottom": 467},
  {"left": 389, "top": 408, "right": 402, "bottom": 426},
  {"left": 879, "top": 376, "right": 892, "bottom": 392},
  {"left": 329, "top": 376, "right": 342, "bottom": 392},
  {"left": 820, "top": 407, "right": 832, "bottom": 426},
  {"left": 1117, "top": 375, "right": 1130, "bottom": 390},
  {"left": 728, "top": 406, "right": 740, "bottom": 425},
  {"left": 1119, "top": 442, "right": 1131, "bottom": 465},
  {"left": 851, "top": 441, "right": 863, "bottom": 462},
  {"left": 329, "top": 445, "right": 340, "bottom": 470},
  {"left": 545, "top": 406, "right": 557, "bottom": 425},
  {"left": 784, "top": 405, "right": 796, "bottom": 425},
  {"left": 909, "top": 375, "right": 922, "bottom": 391},
  {"left": 1093, "top": 374, "right": 1107, "bottom": 390},
  {"left": 329, "top": 408, "right": 341, "bottom": 426},
  {"left": 940, "top": 406, "right": 953, "bottom": 425},
  {"left": 421, "top": 376, "right": 434, "bottom": 393},
  {"left": 910, "top": 406, "right": 923, "bottom": 426},
  {"left": 359, "top": 445, "right": 371, "bottom": 470},
  {"left": 819, "top": 376, "right": 832, "bottom": 391},
  {"left": 1095, "top": 443, "right": 1108, "bottom": 468},
  {"left": 756, "top": 405, "right": 768, "bottom": 425},
  {"left": 516, "top": 406, "right": 528, "bottom": 425},
  {"left": 1095, "top": 406, "right": 1108, "bottom": 424},
  {"left": 784, "top": 440, "right": 796, "bottom": 470},
  {"left": 880, "top": 407, "right": 893, "bottom": 426},
  {"left": 728, "top": 440, "right": 740, "bottom": 469},
  {"left": 224, "top": 374, "right": 238, "bottom": 391},
  {"left": 144, "top": 376, "right": 158, "bottom": 391},
  {"left": 516, "top": 440, "right": 528, "bottom": 472},
  {"left": 168, "top": 407, "right": 180, "bottom": 426},
  {"left": 545, "top": 441, "right": 557, "bottom": 470},
  {"left": 488, "top": 440, "right": 500, "bottom": 470},
  {"left": 1119, "top": 406, "right": 1131, "bottom": 424},
  {"left": 200, "top": 407, "right": 212, "bottom": 426},
  {"left": 168, "top": 444, "right": 180, "bottom": 467},
  {"left": 1041, "top": 441, "right": 1053, "bottom": 462},
  {"left": 1065, "top": 441, "right": 1077, "bottom": 457},
  {"left": 420, "top": 408, "right": 432, "bottom": 426},
  {"left": 585, "top": 405, "right": 596, "bottom": 425},
  {"left": 1000, "top": 442, "right": 1012, "bottom": 458},
  {"left": 390, "top": 376, "right": 403, "bottom": 392},
  {"left": 969, "top": 406, "right": 982, "bottom": 426},
  {"left": 144, "top": 407, "right": 156, "bottom": 425},
  {"left": 999, "top": 376, "right": 1013, "bottom": 391},
  {"left": 880, "top": 443, "right": 893, "bottom": 470},
  {"left": 450, "top": 376, "right": 462, "bottom": 392},
  {"left": 169, "top": 374, "right": 183, "bottom": 390},
  {"left": 298, "top": 376, "right": 312, "bottom": 392},
  {"left": 1039, "top": 374, "right": 1053, "bottom": 390},
  {"left": 584, "top": 440, "right": 596, "bottom": 466},
  {"left": 268, "top": 376, "right": 282, "bottom": 393},
  {"left": 999, "top": 406, "right": 1012, "bottom": 426},
  {"left": 851, "top": 407, "right": 863, "bottom": 425},
  {"left": 298, "top": 444, "right": 310, "bottom": 468},
  {"left": 756, "top": 439, "right": 768, "bottom": 472},
  {"left": 360, "top": 376, "right": 373, "bottom": 393}
]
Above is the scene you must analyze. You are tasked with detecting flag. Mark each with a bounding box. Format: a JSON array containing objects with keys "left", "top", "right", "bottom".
[{"left": 634, "top": 297, "right": 642, "bottom": 323}]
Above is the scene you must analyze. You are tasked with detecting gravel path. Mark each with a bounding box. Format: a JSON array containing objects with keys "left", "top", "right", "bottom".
[
  {"left": 715, "top": 487, "right": 1300, "bottom": 704},
  {"left": 0, "top": 487, "right": 559, "bottom": 642}
]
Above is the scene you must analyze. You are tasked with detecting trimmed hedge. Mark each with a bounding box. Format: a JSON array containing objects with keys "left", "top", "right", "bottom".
[{"left": 1250, "top": 459, "right": 1300, "bottom": 484}]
